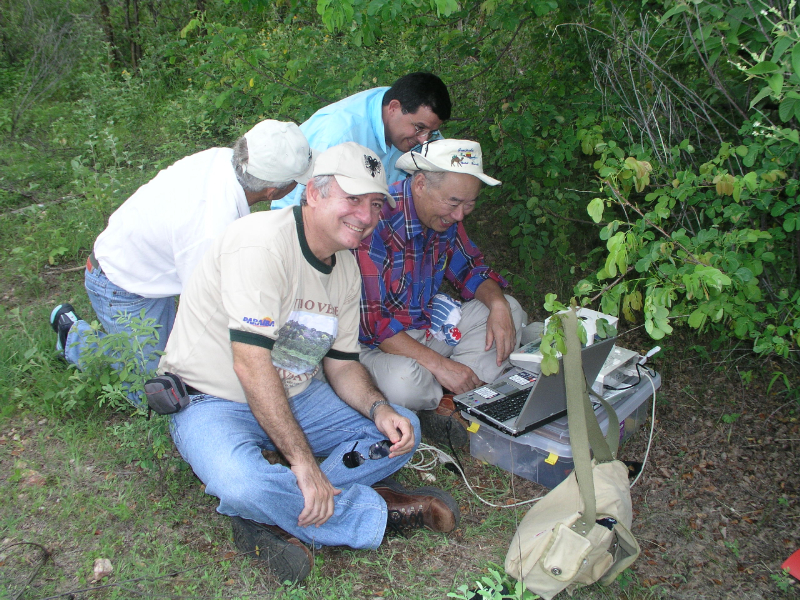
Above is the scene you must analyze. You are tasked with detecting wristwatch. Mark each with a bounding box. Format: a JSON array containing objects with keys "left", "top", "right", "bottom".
[{"left": 369, "top": 399, "right": 390, "bottom": 421}]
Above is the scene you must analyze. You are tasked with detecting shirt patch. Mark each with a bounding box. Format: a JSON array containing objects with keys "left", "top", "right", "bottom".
[
  {"left": 272, "top": 311, "right": 338, "bottom": 377},
  {"left": 243, "top": 316, "right": 276, "bottom": 327}
]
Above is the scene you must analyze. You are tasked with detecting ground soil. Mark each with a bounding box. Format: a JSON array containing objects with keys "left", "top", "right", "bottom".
[{"left": 617, "top": 334, "right": 800, "bottom": 599}]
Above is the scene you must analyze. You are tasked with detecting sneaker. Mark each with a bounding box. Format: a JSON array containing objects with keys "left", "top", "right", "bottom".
[
  {"left": 49, "top": 303, "right": 81, "bottom": 353},
  {"left": 418, "top": 394, "right": 469, "bottom": 448},
  {"left": 230, "top": 516, "right": 312, "bottom": 583},
  {"left": 373, "top": 478, "right": 460, "bottom": 534}
]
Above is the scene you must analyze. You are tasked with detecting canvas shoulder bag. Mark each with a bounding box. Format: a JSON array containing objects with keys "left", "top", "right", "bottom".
[{"left": 504, "top": 308, "right": 640, "bottom": 599}]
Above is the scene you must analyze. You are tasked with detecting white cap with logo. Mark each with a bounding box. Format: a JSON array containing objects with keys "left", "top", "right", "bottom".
[
  {"left": 241, "top": 120, "right": 316, "bottom": 185},
  {"left": 312, "top": 142, "right": 395, "bottom": 207},
  {"left": 396, "top": 139, "right": 501, "bottom": 186}
]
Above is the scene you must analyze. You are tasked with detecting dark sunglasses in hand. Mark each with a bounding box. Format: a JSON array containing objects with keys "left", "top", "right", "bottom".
[{"left": 342, "top": 439, "right": 392, "bottom": 468}]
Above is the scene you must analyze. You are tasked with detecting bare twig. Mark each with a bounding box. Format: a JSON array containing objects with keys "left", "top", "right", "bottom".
[
  {"left": 542, "top": 206, "right": 601, "bottom": 226},
  {"left": 43, "top": 265, "right": 86, "bottom": 274},
  {"left": 588, "top": 264, "right": 636, "bottom": 303},
  {"left": 0, "top": 195, "right": 83, "bottom": 218},
  {"left": 683, "top": 12, "right": 748, "bottom": 120}
]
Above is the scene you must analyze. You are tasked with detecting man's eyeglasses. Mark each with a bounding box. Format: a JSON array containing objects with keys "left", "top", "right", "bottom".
[
  {"left": 342, "top": 440, "right": 392, "bottom": 468},
  {"left": 412, "top": 123, "right": 439, "bottom": 141},
  {"left": 401, "top": 107, "right": 440, "bottom": 142}
]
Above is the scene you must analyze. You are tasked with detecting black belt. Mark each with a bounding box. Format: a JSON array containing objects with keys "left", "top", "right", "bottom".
[{"left": 186, "top": 385, "right": 205, "bottom": 396}]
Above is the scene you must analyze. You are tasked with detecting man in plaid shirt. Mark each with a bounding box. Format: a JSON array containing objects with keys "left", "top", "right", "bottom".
[{"left": 354, "top": 139, "right": 526, "bottom": 446}]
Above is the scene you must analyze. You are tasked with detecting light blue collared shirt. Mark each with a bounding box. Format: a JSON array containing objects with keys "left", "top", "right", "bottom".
[{"left": 273, "top": 87, "right": 409, "bottom": 208}]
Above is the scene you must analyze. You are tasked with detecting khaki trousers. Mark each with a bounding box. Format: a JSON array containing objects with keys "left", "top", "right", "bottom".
[{"left": 359, "top": 295, "right": 526, "bottom": 410}]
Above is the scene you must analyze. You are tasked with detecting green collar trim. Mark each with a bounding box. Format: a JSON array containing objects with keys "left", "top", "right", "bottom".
[{"left": 294, "top": 205, "right": 334, "bottom": 274}]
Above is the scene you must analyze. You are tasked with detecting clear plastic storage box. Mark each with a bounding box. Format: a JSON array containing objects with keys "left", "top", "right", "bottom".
[{"left": 466, "top": 372, "right": 661, "bottom": 489}]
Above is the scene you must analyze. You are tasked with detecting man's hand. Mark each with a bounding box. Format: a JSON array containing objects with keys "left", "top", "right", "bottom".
[
  {"left": 372, "top": 404, "right": 415, "bottom": 456},
  {"left": 485, "top": 301, "right": 516, "bottom": 366},
  {"left": 430, "top": 356, "right": 483, "bottom": 395},
  {"left": 475, "top": 280, "right": 517, "bottom": 366},
  {"left": 292, "top": 461, "right": 342, "bottom": 528}
]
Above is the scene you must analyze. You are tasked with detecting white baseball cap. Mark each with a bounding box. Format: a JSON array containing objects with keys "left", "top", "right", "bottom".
[
  {"left": 312, "top": 142, "right": 395, "bottom": 207},
  {"left": 395, "top": 139, "right": 501, "bottom": 186},
  {"left": 241, "top": 120, "right": 316, "bottom": 185}
]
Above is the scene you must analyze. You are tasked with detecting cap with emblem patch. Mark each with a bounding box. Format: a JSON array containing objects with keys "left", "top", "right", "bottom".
[
  {"left": 396, "top": 138, "right": 501, "bottom": 186},
  {"left": 311, "top": 142, "right": 395, "bottom": 207}
]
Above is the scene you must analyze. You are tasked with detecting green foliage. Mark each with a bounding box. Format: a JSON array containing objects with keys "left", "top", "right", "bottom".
[
  {"left": 63, "top": 310, "right": 162, "bottom": 413},
  {"left": 2, "top": 0, "right": 799, "bottom": 596},
  {"left": 771, "top": 568, "right": 795, "bottom": 594},
  {"left": 448, "top": 566, "right": 538, "bottom": 600},
  {"left": 572, "top": 125, "right": 799, "bottom": 355}
]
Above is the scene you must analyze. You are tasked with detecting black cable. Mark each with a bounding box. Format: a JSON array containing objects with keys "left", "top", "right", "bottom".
[
  {"left": 444, "top": 417, "right": 468, "bottom": 477},
  {"left": 3, "top": 541, "right": 50, "bottom": 600},
  {"left": 602, "top": 362, "right": 655, "bottom": 393}
]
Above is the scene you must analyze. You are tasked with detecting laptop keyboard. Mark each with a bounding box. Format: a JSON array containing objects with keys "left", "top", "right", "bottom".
[{"left": 478, "top": 389, "right": 529, "bottom": 422}]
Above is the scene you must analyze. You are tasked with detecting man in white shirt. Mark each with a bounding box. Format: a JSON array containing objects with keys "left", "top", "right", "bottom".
[{"left": 50, "top": 120, "right": 315, "bottom": 406}]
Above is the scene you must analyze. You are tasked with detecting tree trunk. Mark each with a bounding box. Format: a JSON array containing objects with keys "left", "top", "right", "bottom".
[
  {"left": 124, "top": 0, "right": 141, "bottom": 69},
  {"left": 98, "top": 0, "right": 123, "bottom": 65}
]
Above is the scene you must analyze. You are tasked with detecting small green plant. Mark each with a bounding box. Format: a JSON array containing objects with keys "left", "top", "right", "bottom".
[
  {"left": 721, "top": 412, "right": 741, "bottom": 442},
  {"left": 108, "top": 417, "right": 172, "bottom": 461},
  {"left": 738, "top": 369, "right": 754, "bottom": 386},
  {"left": 724, "top": 539, "right": 741, "bottom": 559},
  {"left": 768, "top": 371, "right": 800, "bottom": 404},
  {"left": 771, "top": 568, "right": 795, "bottom": 593},
  {"left": 449, "top": 566, "right": 539, "bottom": 600},
  {"left": 70, "top": 309, "right": 163, "bottom": 409}
]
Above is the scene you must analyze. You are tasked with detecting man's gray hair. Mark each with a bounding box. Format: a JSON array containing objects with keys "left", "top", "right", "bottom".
[
  {"left": 232, "top": 136, "right": 295, "bottom": 193},
  {"left": 412, "top": 170, "right": 447, "bottom": 188},
  {"left": 299, "top": 175, "right": 335, "bottom": 206}
]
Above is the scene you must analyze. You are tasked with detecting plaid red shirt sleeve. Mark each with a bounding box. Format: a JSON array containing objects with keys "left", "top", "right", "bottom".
[{"left": 354, "top": 179, "right": 508, "bottom": 349}]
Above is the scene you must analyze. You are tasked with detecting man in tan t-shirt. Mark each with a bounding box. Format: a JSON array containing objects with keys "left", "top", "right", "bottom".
[{"left": 159, "top": 143, "right": 459, "bottom": 584}]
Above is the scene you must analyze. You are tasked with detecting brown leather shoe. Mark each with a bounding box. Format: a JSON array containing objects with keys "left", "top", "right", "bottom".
[
  {"left": 418, "top": 394, "right": 470, "bottom": 448},
  {"left": 230, "top": 516, "right": 312, "bottom": 583},
  {"left": 373, "top": 478, "right": 460, "bottom": 534}
]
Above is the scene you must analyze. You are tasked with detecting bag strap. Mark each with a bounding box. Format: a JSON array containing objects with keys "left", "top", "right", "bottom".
[
  {"left": 588, "top": 387, "right": 620, "bottom": 459},
  {"left": 562, "top": 308, "right": 598, "bottom": 531},
  {"left": 562, "top": 309, "right": 623, "bottom": 531}
]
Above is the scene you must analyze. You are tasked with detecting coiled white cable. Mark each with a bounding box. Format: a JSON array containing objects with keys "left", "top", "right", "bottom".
[{"left": 408, "top": 443, "right": 543, "bottom": 508}]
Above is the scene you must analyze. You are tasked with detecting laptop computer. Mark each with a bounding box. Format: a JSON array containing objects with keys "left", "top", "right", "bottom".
[{"left": 453, "top": 337, "right": 616, "bottom": 436}]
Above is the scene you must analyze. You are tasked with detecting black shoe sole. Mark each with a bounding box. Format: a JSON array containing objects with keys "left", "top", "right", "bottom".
[
  {"left": 418, "top": 410, "right": 469, "bottom": 448},
  {"left": 50, "top": 303, "right": 77, "bottom": 333},
  {"left": 230, "top": 516, "right": 312, "bottom": 583}
]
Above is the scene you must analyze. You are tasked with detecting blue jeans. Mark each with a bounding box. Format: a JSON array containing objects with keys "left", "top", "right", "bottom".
[
  {"left": 169, "top": 379, "right": 421, "bottom": 549},
  {"left": 64, "top": 267, "right": 176, "bottom": 406}
]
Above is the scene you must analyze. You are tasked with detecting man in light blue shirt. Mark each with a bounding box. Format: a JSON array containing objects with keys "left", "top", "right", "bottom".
[{"left": 274, "top": 72, "right": 451, "bottom": 209}]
